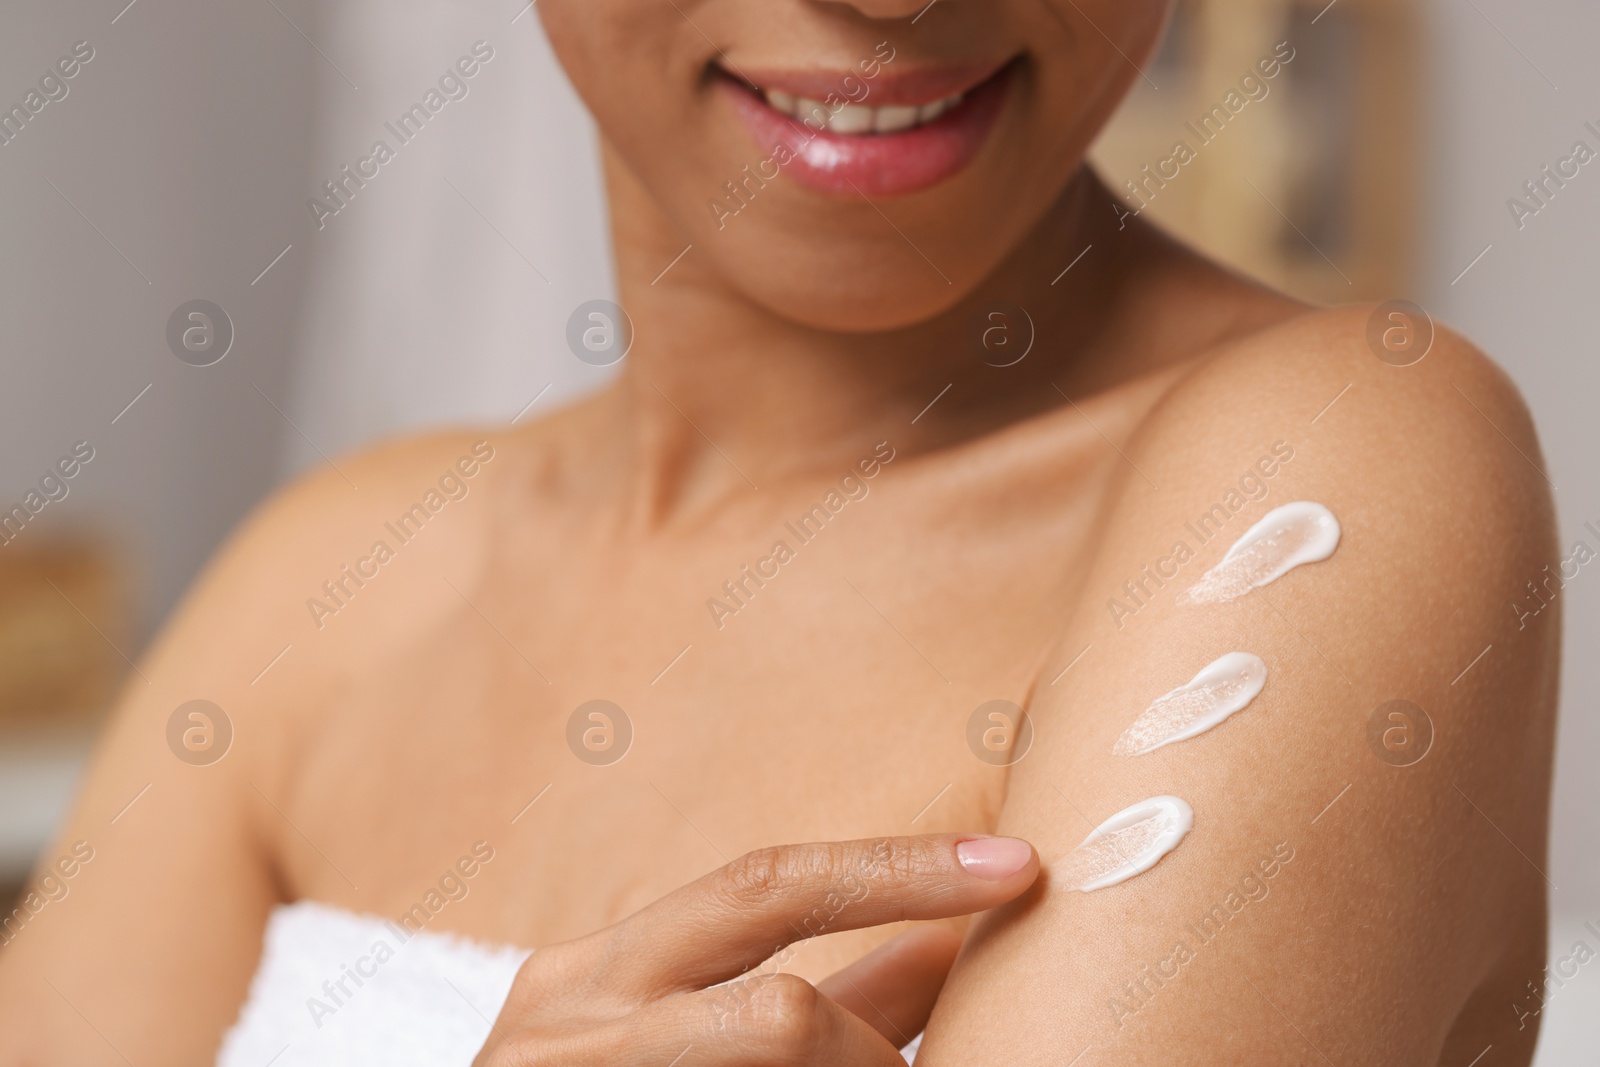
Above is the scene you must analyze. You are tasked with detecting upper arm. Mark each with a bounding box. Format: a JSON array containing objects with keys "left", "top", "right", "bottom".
[{"left": 920, "top": 310, "right": 1559, "bottom": 1064}]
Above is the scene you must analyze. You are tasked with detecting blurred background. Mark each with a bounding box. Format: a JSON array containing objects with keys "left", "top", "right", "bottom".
[{"left": 0, "top": 0, "right": 1594, "bottom": 1058}]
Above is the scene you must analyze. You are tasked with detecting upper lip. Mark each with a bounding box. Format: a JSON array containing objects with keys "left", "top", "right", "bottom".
[{"left": 723, "top": 58, "right": 1013, "bottom": 108}]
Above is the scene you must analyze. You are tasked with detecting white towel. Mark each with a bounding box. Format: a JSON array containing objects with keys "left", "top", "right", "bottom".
[
  {"left": 216, "top": 901, "right": 529, "bottom": 1066},
  {"left": 218, "top": 901, "right": 922, "bottom": 1065}
]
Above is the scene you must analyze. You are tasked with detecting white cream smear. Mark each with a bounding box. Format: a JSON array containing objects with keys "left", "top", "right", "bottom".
[
  {"left": 1060, "top": 795, "right": 1194, "bottom": 892},
  {"left": 1186, "top": 501, "right": 1341, "bottom": 604},
  {"left": 1113, "top": 652, "right": 1268, "bottom": 756}
]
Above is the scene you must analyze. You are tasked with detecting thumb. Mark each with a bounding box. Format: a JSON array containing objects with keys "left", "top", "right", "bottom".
[{"left": 816, "top": 924, "right": 965, "bottom": 1049}]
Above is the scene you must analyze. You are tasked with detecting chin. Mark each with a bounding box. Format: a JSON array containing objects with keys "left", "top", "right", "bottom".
[{"left": 687, "top": 222, "right": 993, "bottom": 334}]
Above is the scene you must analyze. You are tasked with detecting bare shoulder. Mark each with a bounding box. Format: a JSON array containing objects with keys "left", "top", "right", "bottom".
[
  {"left": 1155, "top": 301, "right": 1541, "bottom": 479},
  {"left": 1124, "top": 301, "right": 1556, "bottom": 597},
  {"left": 920, "top": 305, "right": 1561, "bottom": 1063},
  {"left": 223, "top": 426, "right": 512, "bottom": 579},
  {"left": 135, "top": 427, "right": 517, "bottom": 693}
]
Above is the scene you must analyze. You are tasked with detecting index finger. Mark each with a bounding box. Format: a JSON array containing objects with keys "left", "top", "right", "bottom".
[{"left": 596, "top": 834, "right": 1037, "bottom": 996}]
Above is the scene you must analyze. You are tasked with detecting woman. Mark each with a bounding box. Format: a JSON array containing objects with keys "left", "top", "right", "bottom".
[{"left": 0, "top": 1, "right": 1559, "bottom": 1063}]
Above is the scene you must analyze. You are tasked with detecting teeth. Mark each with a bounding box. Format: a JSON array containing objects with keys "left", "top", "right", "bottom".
[
  {"left": 797, "top": 97, "right": 828, "bottom": 127},
  {"left": 828, "top": 103, "right": 876, "bottom": 134},
  {"left": 760, "top": 87, "right": 967, "bottom": 135},
  {"left": 874, "top": 105, "right": 919, "bottom": 133},
  {"left": 919, "top": 93, "right": 962, "bottom": 123}
]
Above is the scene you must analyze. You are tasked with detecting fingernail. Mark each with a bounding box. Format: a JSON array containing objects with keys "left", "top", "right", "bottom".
[{"left": 956, "top": 836, "right": 1033, "bottom": 880}]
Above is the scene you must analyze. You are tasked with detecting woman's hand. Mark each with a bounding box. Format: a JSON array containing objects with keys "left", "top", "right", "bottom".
[{"left": 472, "top": 834, "right": 1038, "bottom": 1065}]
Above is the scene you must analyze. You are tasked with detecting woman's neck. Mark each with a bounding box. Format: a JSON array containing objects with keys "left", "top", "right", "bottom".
[{"left": 593, "top": 150, "right": 1159, "bottom": 524}]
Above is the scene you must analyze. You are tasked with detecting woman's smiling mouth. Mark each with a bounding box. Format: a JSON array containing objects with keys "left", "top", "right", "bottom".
[
  {"left": 761, "top": 85, "right": 970, "bottom": 134},
  {"left": 717, "top": 58, "right": 1018, "bottom": 198}
]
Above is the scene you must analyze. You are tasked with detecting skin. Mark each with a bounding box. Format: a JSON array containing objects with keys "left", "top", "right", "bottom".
[{"left": 0, "top": 0, "right": 1560, "bottom": 1064}]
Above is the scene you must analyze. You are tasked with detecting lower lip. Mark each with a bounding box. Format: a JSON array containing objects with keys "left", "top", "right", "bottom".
[{"left": 719, "top": 65, "right": 1013, "bottom": 199}]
